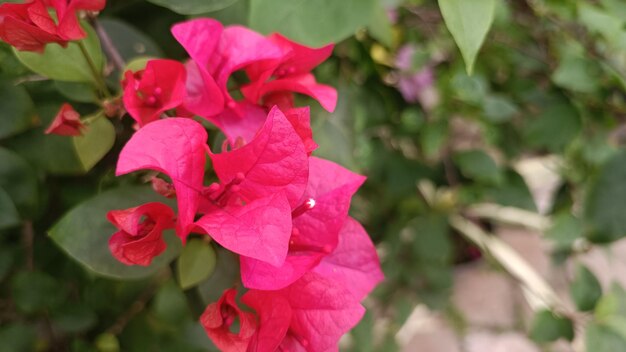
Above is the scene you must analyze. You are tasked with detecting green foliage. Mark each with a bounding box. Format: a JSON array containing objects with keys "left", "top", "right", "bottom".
[
  {"left": 529, "top": 310, "right": 575, "bottom": 343},
  {"left": 176, "top": 239, "right": 217, "bottom": 290},
  {"left": 72, "top": 115, "right": 115, "bottom": 172},
  {"left": 438, "top": 0, "right": 496, "bottom": 74},
  {"left": 0, "top": 80, "right": 36, "bottom": 139},
  {"left": 249, "top": 0, "right": 377, "bottom": 46},
  {"left": 148, "top": 0, "right": 239, "bottom": 15},
  {"left": 570, "top": 264, "right": 602, "bottom": 311}
]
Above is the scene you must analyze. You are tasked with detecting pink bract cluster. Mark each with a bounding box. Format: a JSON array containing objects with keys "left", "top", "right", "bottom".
[{"left": 107, "top": 18, "right": 383, "bottom": 352}]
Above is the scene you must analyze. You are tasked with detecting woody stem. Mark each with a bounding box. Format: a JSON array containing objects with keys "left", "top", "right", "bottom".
[
  {"left": 77, "top": 41, "right": 111, "bottom": 99},
  {"left": 88, "top": 17, "right": 126, "bottom": 72}
]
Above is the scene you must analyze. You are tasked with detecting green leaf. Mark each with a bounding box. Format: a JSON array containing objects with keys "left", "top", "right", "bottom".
[
  {"left": 524, "top": 101, "right": 581, "bottom": 152},
  {"left": 0, "top": 147, "right": 38, "bottom": 218},
  {"left": 552, "top": 55, "right": 602, "bottom": 93},
  {"left": 586, "top": 322, "right": 626, "bottom": 352},
  {"left": 482, "top": 95, "right": 519, "bottom": 123},
  {"left": 0, "top": 323, "right": 37, "bottom": 352},
  {"left": 570, "top": 264, "right": 603, "bottom": 311},
  {"left": 545, "top": 213, "right": 583, "bottom": 251},
  {"left": 51, "top": 304, "right": 97, "bottom": 333},
  {"left": 197, "top": 247, "right": 240, "bottom": 304},
  {"left": 54, "top": 81, "right": 99, "bottom": 103},
  {"left": 153, "top": 281, "right": 191, "bottom": 324},
  {"left": 438, "top": 0, "right": 496, "bottom": 74},
  {"left": 0, "top": 188, "right": 20, "bottom": 230},
  {"left": 249, "top": 0, "right": 377, "bottom": 47},
  {"left": 484, "top": 170, "right": 537, "bottom": 211},
  {"left": 367, "top": 0, "right": 393, "bottom": 47},
  {"left": 99, "top": 19, "right": 163, "bottom": 61},
  {"left": 147, "top": 0, "right": 239, "bottom": 14},
  {"left": 49, "top": 186, "right": 182, "bottom": 279},
  {"left": 73, "top": 116, "right": 115, "bottom": 172},
  {"left": 177, "top": 239, "right": 217, "bottom": 290},
  {"left": 95, "top": 333, "right": 120, "bottom": 352},
  {"left": 585, "top": 150, "right": 626, "bottom": 243},
  {"left": 454, "top": 149, "right": 502, "bottom": 185},
  {"left": 528, "top": 310, "right": 574, "bottom": 343},
  {"left": 11, "top": 271, "right": 65, "bottom": 314},
  {"left": 0, "top": 80, "right": 36, "bottom": 139},
  {"left": 14, "top": 22, "right": 104, "bottom": 83},
  {"left": 596, "top": 284, "right": 626, "bottom": 321}
]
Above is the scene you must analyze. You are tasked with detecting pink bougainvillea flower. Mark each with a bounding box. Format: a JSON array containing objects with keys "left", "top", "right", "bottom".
[
  {"left": 242, "top": 33, "right": 337, "bottom": 112},
  {"left": 194, "top": 192, "right": 292, "bottom": 267},
  {"left": 107, "top": 202, "right": 175, "bottom": 266},
  {"left": 313, "top": 217, "right": 384, "bottom": 301},
  {"left": 240, "top": 157, "right": 365, "bottom": 290},
  {"left": 285, "top": 107, "right": 317, "bottom": 155},
  {"left": 200, "top": 288, "right": 257, "bottom": 352},
  {"left": 206, "top": 100, "right": 268, "bottom": 146},
  {"left": 122, "top": 59, "right": 186, "bottom": 126},
  {"left": 242, "top": 272, "right": 365, "bottom": 352},
  {"left": 209, "top": 106, "right": 309, "bottom": 208},
  {"left": 45, "top": 103, "right": 85, "bottom": 136},
  {"left": 194, "top": 107, "right": 308, "bottom": 266},
  {"left": 116, "top": 118, "right": 207, "bottom": 241}
]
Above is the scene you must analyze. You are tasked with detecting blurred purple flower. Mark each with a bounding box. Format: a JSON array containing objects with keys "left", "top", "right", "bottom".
[{"left": 394, "top": 45, "right": 439, "bottom": 109}]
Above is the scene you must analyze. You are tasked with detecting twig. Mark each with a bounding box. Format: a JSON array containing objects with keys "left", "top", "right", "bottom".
[
  {"left": 22, "top": 221, "right": 34, "bottom": 271},
  {"left": 465, "top": 203, "right": 551, "bottom": 232},
  {"left": 78, "top": 41, "right": 111, "bottom": 98},
  {"left": 88, "top": 17, "right": 126, "bottom": 72}
]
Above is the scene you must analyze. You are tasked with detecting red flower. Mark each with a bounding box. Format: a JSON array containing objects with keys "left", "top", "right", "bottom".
[
  {"left": 45, "top": 103, "right": 85, "bottom": 136},
  {"left": 107, "top": 202, "right": 175, "bottom": 266},
  {"left": 122, "top": 59, "right": 186, "bottom": 126},
  {"left": 0, "top": 0, "right": 105, "bottom": 52},
  {"left": 200, "top": 289, "right": 257, "bottom": 352}
]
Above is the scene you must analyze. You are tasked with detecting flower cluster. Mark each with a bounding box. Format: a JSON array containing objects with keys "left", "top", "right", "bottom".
[
  {"left": 109, "top": 19, "right": 383, "bottom": 351},
  {"left": 0, "top": 0, "right": 105, "bottom": 52}
]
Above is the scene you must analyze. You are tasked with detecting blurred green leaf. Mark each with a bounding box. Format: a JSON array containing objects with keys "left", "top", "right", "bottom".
[
  {"left": 586, "top": 322, "right": 626, "bottom": 352},
  {"left": 529, "top": 310, "right": 574, "bottom": 343},
  {"left": 552, "top": 55, "right": 602, "bottom": 93},
  {"left": 249, "top": 0, "right": 377, "bottom": 46},
  {"left": 177, "top": 239, "right": 217, "bottom": 290},
  {"left": 49, "top": 186, "right": 182, "bottom": 279},
  {"left": 0, "top": 323, "right": 37, "bottom": 352},
  {"left": 51, "top": 303, "right": 97, "bottom": 333},
  {"left": 570, "top": 264, "right": 602, "bottom": 311},
  {"left": 482, "top": 95, "right": 519, "bottom": 123},
  {"left": 95, "top": 333, "right": 120, "bottom": 352},
  {"left": 368, "top": 0, "right": 393, "bottom": 48},
  {"left": 73, "top": 116, "right": 115, "bottom": 172},
  {"left": 0, "top": 80, "right": 36, "bottom": 139},
  {"left": 11, "top": 271, "right": 65, "bottom": 314},
  {"left": 484, "top": 170, "right": 537, "bottom": 211},
  {"left": 197, "top": 248, "right": 240, "bottom": 304},
  {"left": 438, "top": 0, "right": 495, "bottom": 74},
  {"left": 0, "top": 188, "right": 20, "bottom": 229},
  {"left": 0, "top": 147, "right": 38, "bottom": 218},
  {"left": 153, "top": 281, "right": 191, "bottom": 325},
  {"left": 454, "top": 149, "right": 502, "bottom": 185},
  {"left": 585, "top": 150, "right": 626, "bottom": 242},
  {"left": 524, "top": 102, "right": 581, "bottom": 152},
  {"left": 14, "top": 23, "right": 104, "bottom": 84},
  {"left": 99, "top": 18, "right": 163, "bottom": 61},
  {"left": 147, "top": 0, "right": 238, "bottom": 15},
  {"left": 545, "top": 213, "right": 583, "bottom": 251}
]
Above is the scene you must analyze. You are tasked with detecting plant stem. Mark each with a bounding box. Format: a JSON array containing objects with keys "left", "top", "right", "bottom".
[
  {"left": 77, "top": 41, "right": 111, "bottom": 98},
  {"left": 89, "top": 17, "right": 126, "bottom": 72},
  {"left": 22, "top": 221, "right": 34, "bottom": 271}
]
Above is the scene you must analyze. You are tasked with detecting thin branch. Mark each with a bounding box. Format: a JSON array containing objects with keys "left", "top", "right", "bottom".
[
  {"left": 22, "top": 221, "right": 34, "bottom": 271},
  {"left": 88, "top": 17, "right": 126, "bottom": 72}
]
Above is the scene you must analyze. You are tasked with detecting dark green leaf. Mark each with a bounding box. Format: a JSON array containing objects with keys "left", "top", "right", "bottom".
[
  {"left": 147, "top": 0, "right": 238, "bottom": 15},
  {"left": 11, "top": 271, "right": 65, "bottom": 314},
  {"left": 49, "top": 186, "right": 182, "bottom": 279},
  {"left": 529, "top": 310, "right": 574, "bottom": 343},
  {"left": 552, "top": 55, "right": 602, "bottom": 93},
  {"left": 197, "top": 248, "right": 240, "bottom": 304},
  {"left": 177, "top": 239, "right": 217, "bottom": 290},
  {"left": 249, "top": 0, "right": 377, "bottom": 47},
  {"left": 438, "top": 0, "right": 496, "bottom": 74},
  {"left": 153, "top": 281, "right": 191, "bottom": 324},
  {"left": 51, "top": 304, "right": 97, "bottom": 333},
  {"left": 0, "top": 188, "right": 20, "bottom": 229},
  {"left": 0, "top": 147, "right": 38, "bottom": 218},
  {"left": 454, "top": 149, "right": 502, "bottom": 184},
  {"left": 585, "top": 150, "right": 626, "bottom": 242},
  {"left": 14, "top": 23, "right": 104, "bottom": 83},
  {"left": 73, "top": 115, "right": 115, "bottom": 172},
  {"left": 482, "top": 95, "right": 519, "bottom": 123},
  {"left": 0, "top": 80, "right": 36, "bottom": 139},
  {"left": 54, "top": 81, "right": 99, "bottom": 103},
  {"left": 524, "top": 102, "right": 581, "bottom": 152},
  {"left": 570, "top": 264, "right": 602, "bottom": 311},
  {"left": 99, "top": 19, "right": 163, "bottom": 61},
  {"left": 0, "top": 323, "right": 37, "bottom": 352}
]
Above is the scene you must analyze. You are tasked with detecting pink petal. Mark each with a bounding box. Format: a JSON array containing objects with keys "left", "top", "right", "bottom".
[
  {"left": 116, "top": 118, "right": 207, "bottom": 240},
  {"left": 210, "top": 106, "right": 309, "bottom": 208},
  {"left": 206, "top": 100, "right": 267, "bottom": 145},
  {"left": 269, "top": 33, "right": 334, "bottom": 75},
  {"left": 314, "top": 217, "right": 384, "bottom": 300},
  {"left": 285, "top": 107, "right": 317, "bottom": 155},
  {"left": 194, "top": 192, "right": 292, "bottom": 267},
  {"left": 201, "top": 289, "right": 256, "bottom": 352},
  {"left": 242, "top": 291, "right": 292, "bottom": 352}
]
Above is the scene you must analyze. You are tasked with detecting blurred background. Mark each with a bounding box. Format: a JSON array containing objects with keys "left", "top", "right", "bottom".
[{"left": 2, "top": 0, "right": 626, "bottom": 351}]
